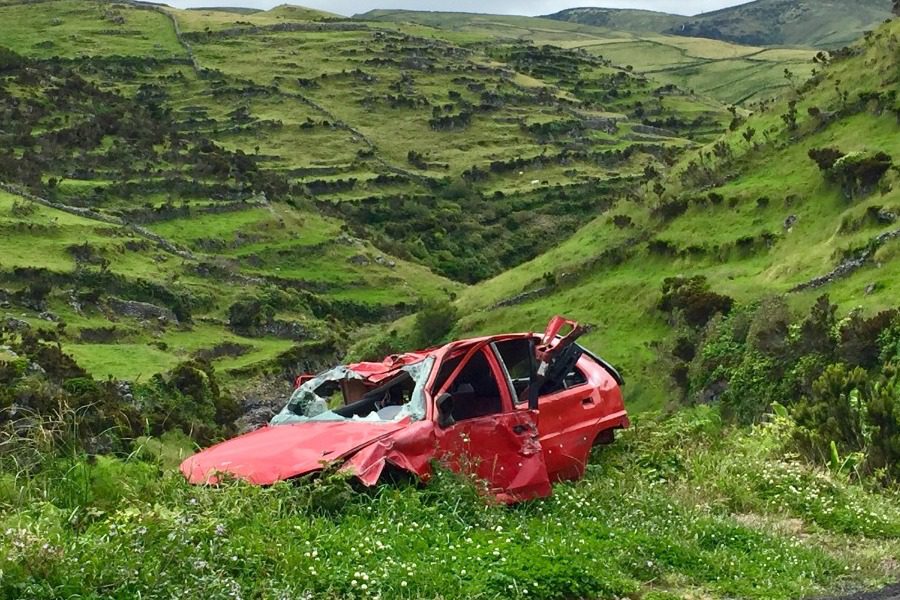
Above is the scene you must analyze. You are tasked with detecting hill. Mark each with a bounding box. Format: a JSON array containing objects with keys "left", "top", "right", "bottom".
[
  {"left": 358, "top": 9, "right": 816, "bottom": 105},
  {"left": 0, "top": 3, "right": 899, "bottom": 599},
  {"left": 0, "top": 0, "right": 733, "bottom": 381},
  {"left": 541, "top": 6, "right": 683, "bottom": 32},
  {"left": 374, "top": 17, "right": 900, "bottom": 413},
  {"left": 546, "top": 0, "right": 894, "bottom": 48}
]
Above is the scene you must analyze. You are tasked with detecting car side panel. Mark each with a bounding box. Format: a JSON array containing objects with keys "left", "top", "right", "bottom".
[
  {"left": 537, "top": 355, "right": 627, "bottom": 482},
  {"left": 434, "top": 410, "right": 552, "bottom": 502}
]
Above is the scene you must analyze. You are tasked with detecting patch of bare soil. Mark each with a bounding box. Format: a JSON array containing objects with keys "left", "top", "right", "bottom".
[{"left": 811, "top": 583, "right": 900, "bottom": 600}]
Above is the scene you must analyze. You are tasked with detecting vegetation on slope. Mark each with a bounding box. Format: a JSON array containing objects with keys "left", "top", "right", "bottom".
[
  {"left": 0, "top": 0, "right": 746, "bottom": 379},
  {"left": 547, "top": 0, "right": 894, "bottom": 48},
  {"left": 360, "top": 10, "right": 816, "bottom": 105},
  {"left": 3, "top": 360, "right": 900, "bottom": 599},
  {"left": 367, "top": 17, "right": 900, "bottom": 415}
]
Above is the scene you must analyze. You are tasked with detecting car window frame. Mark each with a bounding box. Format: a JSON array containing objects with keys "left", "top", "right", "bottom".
[
  {"left": 432, "top": 343, "right": 514, "bottom": 422},
  {"left": 492, "top": 335, "right": 592, "bottom": 405}
]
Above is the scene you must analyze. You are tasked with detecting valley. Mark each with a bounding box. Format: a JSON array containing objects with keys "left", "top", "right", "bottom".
[{"left": 1, "top": 1, "right": 899, "bottom": 598}]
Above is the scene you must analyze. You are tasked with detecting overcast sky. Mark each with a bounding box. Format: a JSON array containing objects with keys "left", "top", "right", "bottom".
[{"left": 165, "top": 0, "right": 752, "bottom": 18}]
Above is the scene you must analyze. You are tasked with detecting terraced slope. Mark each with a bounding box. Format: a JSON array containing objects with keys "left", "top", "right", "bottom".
[
  {"left": 359, "top": 10, "right": 815, "bottom": 105},
  {"left": 380, "top": 18, "right": 900, "bottom": 412},
  {"left": 0, "top": 0, "right": 731, "bottom": 380}
]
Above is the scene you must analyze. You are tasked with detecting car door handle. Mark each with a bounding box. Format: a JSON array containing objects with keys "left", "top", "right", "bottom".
[
  {"left": 512, "top": 424, "right": 530, "bottom": 435},
  {"left": 581, "top": 396, "right": 595, "bottom": 406}
]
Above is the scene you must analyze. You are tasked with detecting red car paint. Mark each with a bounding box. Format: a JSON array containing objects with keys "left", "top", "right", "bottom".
[{"left": 180, "top": 316, "right": 629, "bottom": 501}]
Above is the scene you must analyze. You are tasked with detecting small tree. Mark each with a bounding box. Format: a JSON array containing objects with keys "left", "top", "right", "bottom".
[
  {"left": 742, "top": 127, "right": 756, "bottom": 147},
  {"left": 657, "top": 275, "right": 734, "bottom": 329},
  {"left": 781, "top": 100, "right": 798, "bottom": 131},
  {"left": 414, "top": 298, "right": 459, "bottom": 347}
]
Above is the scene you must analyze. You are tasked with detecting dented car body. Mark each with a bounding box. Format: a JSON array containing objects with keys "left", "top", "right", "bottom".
[{"left": 181, "top": 316, "right": 629, "bottom": 502}]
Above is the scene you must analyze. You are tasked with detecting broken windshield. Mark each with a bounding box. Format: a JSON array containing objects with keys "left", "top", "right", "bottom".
[{"left": 271, "top": 357, "right": 435, "bottom": 425}]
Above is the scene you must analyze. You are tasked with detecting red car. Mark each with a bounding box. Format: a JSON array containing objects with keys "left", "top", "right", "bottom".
[{"left": 181, "top": 316, "right": 628, "bottom": 502}]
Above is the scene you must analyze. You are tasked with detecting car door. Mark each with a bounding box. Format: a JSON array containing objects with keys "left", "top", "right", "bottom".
[
  {"left": 492, "top": 336, "right": 602, "bottom": 482},
  {"left": 432, "top": 344, "right": 551, "bottom": 502}
]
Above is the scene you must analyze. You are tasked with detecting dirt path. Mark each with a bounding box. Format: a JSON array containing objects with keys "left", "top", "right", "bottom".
[{"left": 814, "top": 583, "right": 900, "bottom": 600}]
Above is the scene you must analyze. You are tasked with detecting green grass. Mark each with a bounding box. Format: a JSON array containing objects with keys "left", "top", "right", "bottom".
[
  {"left": 2, "top": 407, "right": 898, "bottom": 599},
  {"left": 361, "top": 10, "right": 818, "bottom": 105},
  {"left": 0, "top": 0, "right": 184, "bottom": 58},
  {"left": 66, "top": 342, "right": 179, "bottom": 380},
  {"left": 543, "top": 0, "right": 892, "bottom": 48}
]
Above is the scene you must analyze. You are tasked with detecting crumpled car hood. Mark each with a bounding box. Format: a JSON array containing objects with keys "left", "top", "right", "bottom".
[{"left": 180, "top": 420, "right": 409, "bottom": 485}]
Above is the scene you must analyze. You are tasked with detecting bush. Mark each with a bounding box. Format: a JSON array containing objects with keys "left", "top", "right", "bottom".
[
  {"left": 227, "top": 298, "right": 275, "bottom": 333},
  {"left": 828, "top": 151, "right": 893, "bottom": 199},
  {"left": 611, "top": 214, "right": 633, "bottom": 228},
  {"left": 746, "top": 297, "right": 792, "bottom": 360},
  {"left": 791, "top": 364, "right": 869, "bottom": 461},
  {"left": 866, "top": 369, "right": 900, "bottom": 482},
  {"left": 795, "top": 295, "right": 838, "bottom": 359},
  {"left": 652, "top": 198, "right": 688, "bottom": 220},
  {"left": 658, "top": 275, "right": 734, "bottom": 329},
  {"left": 808, "top": 147, "right": 845, "bottom": 171},
  {"left": 413, "top": 298, "right": 459, "bottom": 348},
  {"left": 135, "top": 360, "right": 237, "bottom": 443},
  {"left": 840, "top": 310, "right": 899, "bottom": 369}
]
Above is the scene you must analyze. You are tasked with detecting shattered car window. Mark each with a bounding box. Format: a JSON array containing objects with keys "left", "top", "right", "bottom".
[{"left": 271, "top": 357, "right": 435, "bottom": 425}]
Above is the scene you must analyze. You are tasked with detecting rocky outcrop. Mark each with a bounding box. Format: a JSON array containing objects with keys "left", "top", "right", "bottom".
[
  {"left": 107, "top": 297, "right": 178, "bottom": 324},
  {"left": 792, "top": 228, "right": 900, "bottom": 292}
]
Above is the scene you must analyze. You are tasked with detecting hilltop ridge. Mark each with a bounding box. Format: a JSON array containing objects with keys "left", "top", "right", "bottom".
[{"left": 546, "top": 0, "right": 894, "bottom": 47}]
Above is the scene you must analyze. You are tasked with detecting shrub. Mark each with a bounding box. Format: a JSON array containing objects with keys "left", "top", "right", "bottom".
[
  {"left": 647, "top": 239, "right": 678, "bottom": 256},
  {"left": 746, "top": 297, "right": 792, "bottom": 361},
  {"left": 652, "top": 198, "right": 688, "bottom": 220},
  {"left": 134, "top": 359, "right": 237, "bottom": 443},
  {"left": 824, "top": 151, "right": 893, "bottom": 199},
  {"left": 795, "top": 295, "right": 838, "bottom": 359},
  {"left": 658, "top": 276, "right": 734, "bottom": 329},
  {"left": 719, "top": 351, "right": 781, "bottom": 424},
  {"left": 18, "top": 281, "right": 52, "bottom": 311},
  {"left": 791, "top": 363, "right": 869, "bottom": 461},
  {"left": 866, "top": 369, "right": 900, "bottom": 482},
  {"left": 840, "top": 310, "right": 899, "bottom": 369},
  {"left": 611, "top": 214, "right": 633, "bottom": 228},
  {"left": 879, "top": 317, "right": 900, "bottom": 364},
  {"left": 808, "top": 147, "right": 845, "bottom": 171},
  {"left": 413, "top": 298, "right": 459, "bottom": 348},
  {"left": 228, "top": 298, "right": 275, "bottom": 333}
]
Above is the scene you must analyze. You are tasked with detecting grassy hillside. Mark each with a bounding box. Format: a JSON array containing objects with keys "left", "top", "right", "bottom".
[
  {"left": 360, "top": 9, "right": 816, "bottom": 105},
  {"left": 544, "top": 6, "right": 684, "bottom": 32},
  {"left": 672, "top": 0, "right": 893, "bottom": 48},
  {"left": 379, "top": 17, "right": 900, "bottom": 413},
  {"left": 1, "top": 4, "right": 899, "bottom": 599},
  {"left": 546, "top": 0, "right": 894, "bottom": 48},
  {"left": 0, "top": 0, "right": 742, "bottom": 380}
]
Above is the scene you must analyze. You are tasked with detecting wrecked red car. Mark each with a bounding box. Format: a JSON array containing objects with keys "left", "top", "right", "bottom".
[{"left": 180, "top": 316, "right": 628, "bottom": 502}]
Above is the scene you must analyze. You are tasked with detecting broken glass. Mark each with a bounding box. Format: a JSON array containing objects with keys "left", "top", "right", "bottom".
[{"left": 270, "top": 357, "right": 435, "bottom": 425}]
